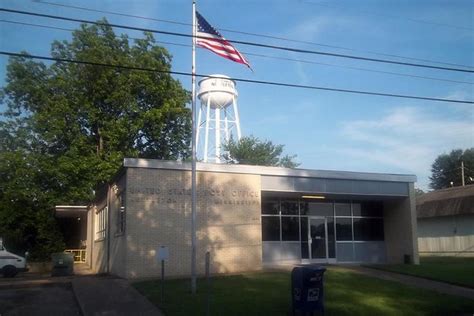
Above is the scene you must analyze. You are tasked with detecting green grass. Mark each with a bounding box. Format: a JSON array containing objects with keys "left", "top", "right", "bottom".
[
  {"left": 134, "top": 269, "right": 474, "bottom": 316},
  {"left": 368, "top": 256, "right": 474, "bottom": 288}
]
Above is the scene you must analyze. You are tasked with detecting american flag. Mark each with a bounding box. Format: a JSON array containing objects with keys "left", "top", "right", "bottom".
[{"left": 196, "top": 11, "right": 251, "bottom": 69}]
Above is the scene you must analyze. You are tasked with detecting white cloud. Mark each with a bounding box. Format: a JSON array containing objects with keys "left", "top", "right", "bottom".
[
  {"left": 282, "top": 14, "right": 357, "bottom": 84},
  {"left": 337, "top": 106, "right": 474, "bottom": 190}
]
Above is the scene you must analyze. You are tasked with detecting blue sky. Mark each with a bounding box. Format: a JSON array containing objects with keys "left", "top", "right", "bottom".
[{"left": 1, "top": 0, "right": 473, "bottom": 190}]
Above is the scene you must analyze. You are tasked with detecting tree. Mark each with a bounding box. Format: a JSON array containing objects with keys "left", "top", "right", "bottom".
[
  {"left": 0, "top": 20, "right": 191, "bottom": 260},
  {"left": 415, "top": 188, "right": 425, "bottom": 197},
  {"left": 221, "top": 136, "right": 299, "bottom": 168},
  {"left": 429, "top": 148, "right": 474, "bottom": 190}
]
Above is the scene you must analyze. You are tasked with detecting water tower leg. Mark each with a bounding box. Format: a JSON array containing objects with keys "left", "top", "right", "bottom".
[
  {"left": 196, "top": 105, "right": 203, "bottom": 157},
  {"left": 224, "top": 108, "right": 230, "bottom": 143},
  {"left": 232, "top": 96, "right": 242, "bottom": 140},
  {"left": 215, "top": 107, "right": 221, "bottom": 163},
  {"left": 204, "top": 96, "right": 211, "bottom": 162}
]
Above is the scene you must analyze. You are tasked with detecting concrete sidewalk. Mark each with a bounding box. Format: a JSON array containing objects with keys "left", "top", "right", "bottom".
[
  {"left": 341, "top": 265, "right": 474, "bottom": 300},
  {"left": 72, "top": 276, "right": 163, "bottom": 316}
]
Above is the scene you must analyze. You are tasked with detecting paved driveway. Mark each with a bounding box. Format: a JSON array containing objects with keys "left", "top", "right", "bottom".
[{"left": 0, "top": 283, "right": 81, "bottom": 316}]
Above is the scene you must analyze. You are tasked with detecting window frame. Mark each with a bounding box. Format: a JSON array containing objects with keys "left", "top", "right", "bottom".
[
  {"left": 116, "top": 193, "right": 126, "bottom": 236},
  {"left": 95, "top": 206, "right": 107, "bottom": 241}
]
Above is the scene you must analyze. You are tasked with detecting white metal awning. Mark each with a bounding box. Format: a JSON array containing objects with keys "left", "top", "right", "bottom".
[{"left": 55, "top": 205, "right": 88, "bottom": 218}]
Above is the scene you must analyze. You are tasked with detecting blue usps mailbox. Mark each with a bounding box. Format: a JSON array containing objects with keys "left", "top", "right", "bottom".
[{"left": 291, "top": 265, "right": 326, "bottom": 315}]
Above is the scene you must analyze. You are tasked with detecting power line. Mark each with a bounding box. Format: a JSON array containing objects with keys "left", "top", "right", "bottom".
[
  {"left": 303, "top": 0, "right": 473, "bottom": 31},
  {"left": 244, "top": 51, "right": 474, "bottom": 85},
  {"left": 1, "top": 51, "right": 473, "bottom": 104},
  {"left": 3, "top": 19, "right": 472, "bottom": 86},
  {"left": 33, "top": 0, "right": 474, "bottom": 70},
  {"left": 2, "top": 8, "right": 473, "bottom": 74}
]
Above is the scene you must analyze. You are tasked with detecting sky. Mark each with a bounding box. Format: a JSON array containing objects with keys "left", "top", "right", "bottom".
[{"left": 1, "top": 0, "right": 473, "bottom": 190}]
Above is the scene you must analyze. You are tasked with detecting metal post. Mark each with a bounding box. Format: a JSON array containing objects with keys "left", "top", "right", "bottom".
[
  {"left": 232, "top": 96, "right": 242, "bottom": 140},
  {"left": 204, "top": 96, "right": 211, "bottom": 162},
  {"left": 215, "top": 107, "right": 221, "bottom": 163},
  {"left": 461, "top": 161, "right": 465, "bottom": 186},
  {"left": 191, "top": 0, "right": 197, "bottom": 295},
  {"left": 205, "top": 251, "right": 211, "bottom": 316},
  {"left": 224, "top": 109, "right": 230, "bottom": 143},
  {"left": 196, "top": 105, "right": 202, "bottom": 158},
  {"left": 161, "top": 259, "right": 165, "bottom": 302}
]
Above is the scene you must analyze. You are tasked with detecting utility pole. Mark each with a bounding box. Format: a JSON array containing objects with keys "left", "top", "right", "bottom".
[{"left": 461, "top": 161, "right": 465, "bottom": 186}]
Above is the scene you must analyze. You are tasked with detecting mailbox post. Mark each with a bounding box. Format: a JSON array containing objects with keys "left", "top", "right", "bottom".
[{"left": 157, "top": 246, "right": 169, "bottom": 303}]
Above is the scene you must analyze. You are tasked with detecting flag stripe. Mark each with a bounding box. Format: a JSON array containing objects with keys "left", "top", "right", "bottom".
[
  {"left": 196, "top": 38, "right": 239, "bottom": 53},
  {"left": 197, "top": 42, "right": 242, "bottom": 60},
  {"left": 196, "top": 38, "right": 250, "bottom": 64},
  {"left": 198, "top": 44, "right": 244, "bottom": 63}
]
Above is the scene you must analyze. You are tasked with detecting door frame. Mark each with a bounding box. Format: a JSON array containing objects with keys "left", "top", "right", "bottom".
[{"left": 307, "top": 216, "right": 329, "bottom": 263}]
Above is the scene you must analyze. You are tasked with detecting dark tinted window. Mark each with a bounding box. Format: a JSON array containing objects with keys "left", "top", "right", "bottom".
[
  {"left": 301, "top": 217, "right": 308, "bottom": 241},
  {"left": 262, "top": 200, "right": 279, "bottom": 215},
  {"left": 281, "top": 201, "right": 299, "bottom": 215},
  {"left": 301, "top": 242, "right": 309, "bottom": 259},
  {"left": 352, "top": 201, "right": 383, "bottom": 217},
  {"left": 354, "top": 218, "right": 384, "bottom": 241},
  {"left": 301, "top": 202, "right": 333, "bottom": 216},
  {"left": 262, "top": 217, "right": 280, "bottom": 241},
  {"left": 281, "top": 217, "right": 300, "bottom": 241},
  {"left": 336, "top": 218, "right": 352, "bottom": 241},
  {"left": 335, "top": 203, "right": 351, "bottom": 216},
  {"left": 327, "top": 217, "right": 335, "bottom": 258}
]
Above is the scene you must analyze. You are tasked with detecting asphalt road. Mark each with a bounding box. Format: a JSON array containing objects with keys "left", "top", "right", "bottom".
[{"left": 0, "top": 283, "right": 81, "bottom": 316}]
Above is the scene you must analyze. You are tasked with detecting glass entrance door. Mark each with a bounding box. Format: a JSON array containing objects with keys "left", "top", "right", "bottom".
[{"left": 308, "top": 217, "right": 328, "bottom": 261}]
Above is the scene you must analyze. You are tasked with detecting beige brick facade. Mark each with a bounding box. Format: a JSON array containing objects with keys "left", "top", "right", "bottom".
[
  {"left": 107, "top": 167, "right": 263, "bottom": 278},
  {"left": 85, "top": 159, "right": 419, "bottom": 278}
]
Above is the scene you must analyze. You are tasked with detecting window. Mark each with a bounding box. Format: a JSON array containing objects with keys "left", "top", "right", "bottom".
[
  {"left": 262, "top": 217, "right": 280, "bottom": 241},
  {"left": 353, "top": 201, "right": 383, "bottom": 217},
  {"left": 301, "top": 202, "right": 333, "bottom": 216},
  {"left": 335, "top": 203, "right": 351, "bottom": 216},
  {"left": 95, "top": 206, "right": 107, "bottom": 241},
  {"left": 281, "top": 200, "right": 298, "bottom": 215},
  {"left": 281, "top": 217, "right": 300, "bottom": 241},
  {"left": 116, "top": 193, "right": 126, "bottom": 235},
  {"left": 336, "top": 218, "right": 352, "bottom": 241},
  {"left": 353, "top": 218, "right": 384, "bottom": 241},
  {"left": 262, "top": 200, "right": 279, "bottom": 215}
]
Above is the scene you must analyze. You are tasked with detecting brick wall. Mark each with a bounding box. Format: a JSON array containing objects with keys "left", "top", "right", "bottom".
[
  {"left": 125, "top": 167, "right": 262, "bottom": 278},
  {"left": 108, "top": 176, "right": 127, "bottom": 278}
]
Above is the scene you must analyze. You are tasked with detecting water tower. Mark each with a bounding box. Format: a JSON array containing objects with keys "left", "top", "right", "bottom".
[{"left": 197, "top": 75, "right": 241, "bottom": 163}]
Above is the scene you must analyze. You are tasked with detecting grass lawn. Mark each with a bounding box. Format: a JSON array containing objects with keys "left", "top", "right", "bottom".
[
  {"left": 134, "top": 268, "right": 474, "bottom": 316},
  {"left": 368, "top": 256, "right": 474, "bottom": 288}
]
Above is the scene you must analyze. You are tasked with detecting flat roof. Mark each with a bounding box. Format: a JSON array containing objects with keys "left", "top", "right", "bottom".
[{"left": 123, "top": 158, "right": 417, "bottom": 183}]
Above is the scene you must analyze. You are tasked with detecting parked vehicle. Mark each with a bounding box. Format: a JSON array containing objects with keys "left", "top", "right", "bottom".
[{"left": 0, "top": 238, "right": 27, "bottom": 278}]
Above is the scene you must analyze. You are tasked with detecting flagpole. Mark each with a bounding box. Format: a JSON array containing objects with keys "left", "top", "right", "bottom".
[{"left": 191, "top": 0, "right": 198, "bottom": 295}]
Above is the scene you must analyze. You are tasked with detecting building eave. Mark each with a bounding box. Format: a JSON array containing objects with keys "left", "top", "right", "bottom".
[{"left": 123, "top": 158, "right": 417, "bottom": 183}]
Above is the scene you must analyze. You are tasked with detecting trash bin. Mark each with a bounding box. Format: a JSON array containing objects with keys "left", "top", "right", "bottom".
[
  {"left": 404, "top": 254, "right": 411, "bottom": 264},
  {"left": 51, "top": 252, "right": 74, "bottom": 277},
  {"left": 291, "top": 265, "right": 326, "bottom": 315}
]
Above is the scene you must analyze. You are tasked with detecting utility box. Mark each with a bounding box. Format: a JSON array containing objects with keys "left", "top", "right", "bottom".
[
  {"left": 291, "top": 265, "right": 326, "bottom": 315},
  {"left": 51, "top": 252, "right": 74, "bottom": 277}
]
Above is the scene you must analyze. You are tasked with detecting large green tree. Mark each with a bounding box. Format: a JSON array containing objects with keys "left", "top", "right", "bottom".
[
  {"left": 429, "top": 148, "right": 474, "bottom": 190},
  {"left": 0, "top": 21, "right": 191, "bottom": 259},
  {"left": 221, "top": 136, "right": 299, "bottom": 168}
]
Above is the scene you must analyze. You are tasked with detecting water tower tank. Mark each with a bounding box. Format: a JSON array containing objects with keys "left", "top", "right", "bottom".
[{"left": 198, "top": 75, "right": 238, "bottom": 109}]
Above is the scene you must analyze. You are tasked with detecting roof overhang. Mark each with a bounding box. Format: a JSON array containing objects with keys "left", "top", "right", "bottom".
[
  {"left": 55, "top": 205, "right": 88, "bottom": 218},
  {"left": 123, "top": 158, "right": 417, "bottom": 183}
]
